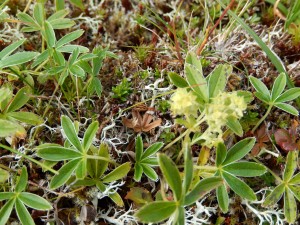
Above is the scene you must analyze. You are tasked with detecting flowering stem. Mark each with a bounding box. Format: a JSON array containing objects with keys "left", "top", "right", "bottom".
[{"left": 251, "top": 104, "right": 273, "bottom": 133}]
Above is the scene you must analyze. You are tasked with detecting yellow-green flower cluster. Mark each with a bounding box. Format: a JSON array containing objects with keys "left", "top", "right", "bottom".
[
  {"left": 202, "top": 92, "right": 247, "bottom": 147},
  {"left": 170, "top": 88, "right": 199, "bottom": 117}
]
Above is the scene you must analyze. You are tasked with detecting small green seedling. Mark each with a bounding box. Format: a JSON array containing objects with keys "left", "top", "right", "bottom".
[
  {"left": 263, "top": 151, "right": 300, "bottom": 224},
  {"left": 249, "top": 73, "right": 300, "bottom": 132},
  {"left": 0, "top": 167, "right": 52, "bottom": 225},
  {"left": 112, "top": 78, "right": 132, "bottom": 101},
  {"left": 133, "top": 135, "right": 164, "bottom": 182},
  {"left": 135, "top": 140, "right": 223, "bottom": 224}
]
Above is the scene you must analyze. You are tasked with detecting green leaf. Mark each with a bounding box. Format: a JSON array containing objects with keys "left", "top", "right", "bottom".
[
  {"left": 70, "top": 0, "right": 85, "bottom": 10},
  {"left": 69, "top": 47, "right": 80, "bottom": 66},
  {"left": 185, "top": 177, "right": 223, "bottom": 206},
  {"left": 15, "top": 167, "right": 28, "bottom": 193},
  {"left": 249, "top": 76, "right": 270, "bottom": 97},
  {"left": 135, "top": 201, "right": 177, "bottom": 223},
  {"left": 69, "top": 64, "right": 85, "bottom": 78},
  {"left": 185, "top": 52, "right": 209, "bottom": 102},
  {"left": 109, "top": 192, "right": 124, "bottom": 207},
  {"left": 140, "top": 157, "right": 158, "bottom": 166},
  {"left": 61, "top": 115, "right": 83, "bottom": 152},
  {"left": 49, "top": 18, "right": 75, "bottom": 29},
  {"left": 283, "top": 151, "right": 298, "bottom": 181},
  {"left": 0, "top": 192, "right": 14, "bottom": 201},
  {"left": 102, "top": 162, "right": 131, "bottom": 183},
  {"left": 15, "top": 199, "right": 35, "bottom": 225},
  {"left": 88, "top": 77, "right": 102, "bottom": 97},
  {"left": 0, "top": 198, "right": 15, "bottom": 225},
  {"left": 5, "top": 87, "right": 30, "bottom": 113},
  {"left": 141, "top": 164, "right": 158, "bottom": 181},
  {"left": 0, "top": 39, "right": 25, "bottom": 60},
  {"left": 288, "top": 185, "right": 300, "bottom": 201},
  {"left": 31, "top": 49, "right": 50, "bottom": 68},
  {"left": 33, "top": 3, "right": 44, "bottom": 26},
  {"left": 43, "top": 21, "right": 56, "bottom": 47},
  {"left": 216, "top": 142, "right": 227, "bottom": 167},
  {"left": 275, "top": 88, "right": 300, "bottom": 103},
  {"left": 222, "top": 172, "right": 256, "bottom": 201},
  {"left": 8, "top": 112, "right": 43, "bottom": 125},
  {"left": 75, "top": 159, "right": 87, "bottom": 179},
  {"left": 82, "top": 121, "right": 99, "bottom": 151},
  {"left": 271, "top": 73, "right": 286, "bottom": 101},
  {"left": 183, "top": 141, "right": 193, "bottom": 193},
  {"left": 263, "top": 183, "right": 285, "bottom": 206},
  {"left": 57, "top": 44, "right": 89, "bottom": 53},
  {"left": 17, "top": 13, "right": 39, "bottom": 29},
  {"left": 290, "top": 173, "right": 300, "bottom": 185},
  {"left": 135, "top": 135, "right": 143, "bottom": 161},
  {"left": 223, "top": 138, "right": 256, "bottom": 165},
  {"left": 87, "top": 143, "right": 109, "bottom": 179},
  {"left": 134, "top": 163, "right": 143, "bottom": 182},
  {"left": 142, "top": 142, "right": 163, "bottom": 159},
  {"left": 0, "top": 51, "right": 38, "bottom": 69},
  {"left": 226, "top": 116, "right": 243, "bottom": 137},
  {"left": 55, "top": 0, "right": 65, "bottom": 11},
  {"left": 0, "top": 119, "right": 18, "bottom": 137},
  {"left": 274, "top": 102, "right": 299, "bottom": 116},
  {"left": 37, "top": 145, "right": 82, "bottom": 161},
  {"left": 19, "top": 192, "right": 52, "bottom": 210},
  {"left": 284, "top": 188, "right": 297, "bottom": 223},
  {"left": 254, "top": 92, "right": 271, "bottom": 104},
  {"left": 217, "top": 184, "right": 229, "bottom": 213},
  {"left": 158, "top": 154, "right": 182, "bottom": 201},
  {"left": 55, "top": 30, "right": 84, "bottom": 48},
  {"left": 174, "top": 207, "right": 185, "bottom": 225},
  {"left": 0, "top": 87, "right": 11, "bottom": 104},
  {"left": 48, "top": 9, "right": 68, "bottom": 21},
  {"left": 50, "top": 159, "right": 80, "bottom": 189},
  {"left": 223, "top": 162, "right": 266, "bottom": 177},
  {"left": 236, "top": 90, "right": 254, "bottom": 104},
  {"left": 168, "top": 72, "right": 188, "bottom": 88},
  {"left": 208, "top": 64, "right": 230, "bottom": 98}
]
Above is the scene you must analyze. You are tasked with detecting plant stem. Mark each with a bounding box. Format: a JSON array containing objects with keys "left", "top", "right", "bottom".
[
  {"left": 0, "top": 144, "right": 58, "bottom": 174},
  {"left": 193, "top": 165, "right": 218, "bottom": 172},
  {"left": 251, "top": 104, "right": 273, "bottom": 133}
]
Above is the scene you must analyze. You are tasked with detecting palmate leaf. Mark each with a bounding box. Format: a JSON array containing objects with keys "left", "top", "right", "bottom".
[
  {"left": 75, "top": 159, "right": 87, "bottom": 179},
  {"left": 275, "top": 88, "right": 300, "bottom": 102},
  {"left": 142, "top": 142, "right": 164, "bottom": 159},
  {"left": 168, "top": 72, "right": 189, "bottom": 88},
  {"left": 183, "top": 141, "right": 193, "bottom": 193},
  {"left": 135, "top": 201, "right": 177, "bottom": 223},
  {"left": 8, "top": 112, "right": 43, "bottom": 126},
  {"left": 0, "top": 52, "right": 38, "bottom": 69},
  {"left": 0, "top": 192, "right": 13, "bottom": 201},
  {"left": 274, "top": 102, "right": 299, "bottom": 116},
  {"left": 207, "top": 64, "right": 229, "bottom": 98},
  {"left": 249, "top": 76, "right": 270, "bottom": 97},
  {"left": 15, "top": 199, "right": 35, "bottom": 225},
  {"left": 135, "top": 135, "right": 143, "bottom": 161},
  {"left": 0, "top": 39, "right": 26, "bottom": 60},
  {"left": 0, "top": 119, "right": 18, "bottom": 137},
  {"left": 216, "top": 143, "right": 227, "bottom": 167},
  {"left": 158, "top": 154, "right": 182, "bottom": 201},
  {"left": 87, "top": 144, "right": 109, "bottom": 179},
  {"left": 55, "top": 30, "right": 84, "bottom": 48},
  {"left": 134, "top": 164, "right": 143, "bottom": 182},
  {"left": 263, "top": 183, "right": 285, "bottom": 207},
  {"left": 141, "top": 164, "right": 158, "bottom": 181},
  {"left": 226, "top": 116, "right": 243, "bottom": 137},
  {"left": 283, "top": 150, "right": 298, "bottom": 181},
  {"left": 5, "top": 86, "right": 31, "bottom": 113}
]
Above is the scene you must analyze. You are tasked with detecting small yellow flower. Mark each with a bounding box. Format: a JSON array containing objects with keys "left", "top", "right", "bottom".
[{"left": 170, "top": 88, "right": 199, "bottom": 117}]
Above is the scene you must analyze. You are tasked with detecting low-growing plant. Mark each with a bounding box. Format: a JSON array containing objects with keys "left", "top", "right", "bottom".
[
  {"left": 133, "top": 135, "right": 163, "bottom": 182},
  {"left": 112, "top": 78, "right": 132, "bottom": 101},
  {"left": 135, "top": 139, "right": 223, "bottom": 224},
  {"left": 263, "top": 150, "right": 300, "bottom": 224},
  {"left": 0, "top": 167, "right": 52, "bottom": 225},
  {"left": 249, "top": 73, "right": 300, "bottom": 132},
  {"left": 36, "top": 115, "right": 123, "bottom": 189}
]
